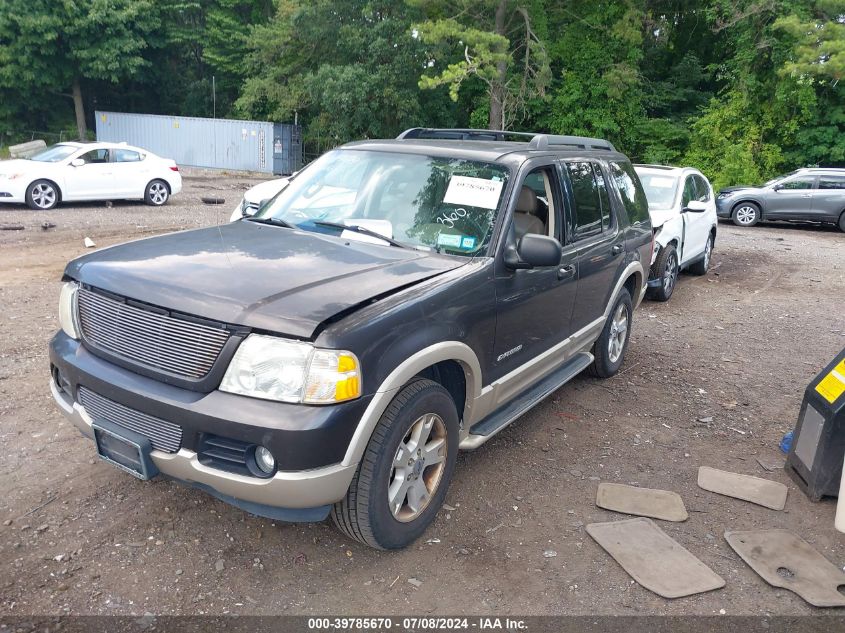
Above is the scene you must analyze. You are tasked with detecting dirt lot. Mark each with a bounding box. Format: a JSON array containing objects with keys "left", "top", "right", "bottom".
[{"left": 1, "top": 172, "right": 844, "bottom": 617}]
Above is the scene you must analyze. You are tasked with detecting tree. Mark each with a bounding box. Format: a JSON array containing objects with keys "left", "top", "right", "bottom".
[
  {"left": 414, "top": 0, "right": 551, "bottom": 130},
  {"left": 0, "top": 0, "right": 160, "bottom": 139}
]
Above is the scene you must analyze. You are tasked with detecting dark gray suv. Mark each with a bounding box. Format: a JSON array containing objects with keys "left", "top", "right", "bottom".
[
  {"left": 49, "top": 128, "right": 652, "bottom": 549},
  {"left": 716, "top": 168, "right": 845, "bottom": 231}
]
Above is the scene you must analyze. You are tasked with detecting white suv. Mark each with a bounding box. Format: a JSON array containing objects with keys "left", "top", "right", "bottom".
[{"left": 635, "top": 165, "right": 718, "bottom": 301}]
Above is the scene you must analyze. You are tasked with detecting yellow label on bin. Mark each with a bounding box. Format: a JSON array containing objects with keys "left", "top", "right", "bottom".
[{"left": 816, "top": 362, "right": 845, "bottom": 404}]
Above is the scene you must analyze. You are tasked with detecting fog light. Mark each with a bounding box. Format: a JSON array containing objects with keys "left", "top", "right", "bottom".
[{"left": 254, "top": 446, "right": 276, "bottom": 474}]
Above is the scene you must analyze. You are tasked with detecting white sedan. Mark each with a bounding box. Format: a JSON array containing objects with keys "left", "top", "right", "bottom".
[
  {"left": 635, "top": 164, "right": 718, "bottom": 302},
  {"left": 0, "top": 142, "right": 182, "bottom": 210},
  {"left": 229, "top": 176, "right": 290, "bottom": 222}
]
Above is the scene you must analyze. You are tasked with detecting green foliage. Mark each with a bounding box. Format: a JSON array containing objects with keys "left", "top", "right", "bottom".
[{"left": 0, "top": 0, "right": 842, "bottom": 184}]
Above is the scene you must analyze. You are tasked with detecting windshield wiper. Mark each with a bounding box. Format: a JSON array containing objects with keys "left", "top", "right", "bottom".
[
  {"left": 244, "top": 216, "right": 294, "bottom": 229},
  {"left": 313, "top": 221, "right": 409, "bottom": 249}
]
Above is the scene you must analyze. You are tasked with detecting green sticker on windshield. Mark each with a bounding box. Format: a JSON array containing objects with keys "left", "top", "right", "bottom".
[
  {"left": 437, "top": 233, "right": 477, "bottom": 250},
  {"left": 437, "top": 233, "right": 462, "bottom": 248}
]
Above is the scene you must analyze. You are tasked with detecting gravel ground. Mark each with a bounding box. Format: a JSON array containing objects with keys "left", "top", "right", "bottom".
[{"left": 0, "top": 172, "right": 844, "bottom": 617}]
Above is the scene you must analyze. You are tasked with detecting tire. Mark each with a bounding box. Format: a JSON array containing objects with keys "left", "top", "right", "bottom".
[
  {"left": 838, "top": 211, "right": 845, "bottom": 233},
  {"left": 732, "top": 202, "right": 760, "bottom": 227},
  {"left": 331, "top": 378, "right": 459, "bottom": 550},
  {"left": 645, "top": 243, "right": 679, "bottom": 302},
  {"left": 144, "top": 180, "right": 170, "bottom": 206},
  {"left": 688, "top": 234, "right": 714, "bottom": 276},
  {"left": 25, "top": 179, "right": 59, "bottom": 210},
  {"left": 589, "top": 288, "right": 633, "bottom": 379}
]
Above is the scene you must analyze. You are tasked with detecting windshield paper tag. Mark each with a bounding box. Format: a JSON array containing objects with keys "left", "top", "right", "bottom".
[
  {"left": 444, "top": 176, "right": 503, "bottom": 209},
  {"left": 648, "top": 176, "right": 675, "bottom": 188}
]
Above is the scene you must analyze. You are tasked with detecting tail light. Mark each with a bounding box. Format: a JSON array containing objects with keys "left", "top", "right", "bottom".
[{"left": 169, "top": 166, "right": 179, "bottom": 172}]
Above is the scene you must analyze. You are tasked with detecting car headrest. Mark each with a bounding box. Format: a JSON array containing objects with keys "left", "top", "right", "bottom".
[{"left": 516, "top": 186, "right": 538, "bottom": 214}]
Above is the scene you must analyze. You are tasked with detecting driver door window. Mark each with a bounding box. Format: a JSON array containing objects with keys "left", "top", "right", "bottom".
[{"left": 780, "top": 177, "right": 816, "bottom": 190}]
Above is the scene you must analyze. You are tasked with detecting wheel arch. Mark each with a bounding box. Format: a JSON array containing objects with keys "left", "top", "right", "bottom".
[
  {"left": 731, "top": 198, "right": 762, "bottom": 218},
  {"left": 340, "top": 342, "right": 482, "bottom": 468},
  {"left": 27, "top": 177, "right": 63, "bottom": 203},
  {"left": 147, "top": 177, "right": 171, "bottom": 193}
]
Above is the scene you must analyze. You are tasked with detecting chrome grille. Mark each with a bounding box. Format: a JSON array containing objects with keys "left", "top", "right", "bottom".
[
  {"left": 78, "top": 387, "right": 182, "bottom": 453},
  {"left": 77, "top": 287, "right": 230, "bottom": 379}
]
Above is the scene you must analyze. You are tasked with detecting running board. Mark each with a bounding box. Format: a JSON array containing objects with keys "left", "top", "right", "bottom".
[{"left": 460, "top": 351, "right": 594, "bottom": 450}]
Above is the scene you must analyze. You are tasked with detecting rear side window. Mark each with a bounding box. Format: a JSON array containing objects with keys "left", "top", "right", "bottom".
[
  {"left": 566, "top": 161, "right": 603, "bottom": 239},
  {"left": 114, "top": 149, "right": 143, "bottom": 162},
  {"left": 819, "top": 176, "right": 845, "bottom": 190},
  {"left": 609, "top": 161, "right": 649, "bottom": 224}
]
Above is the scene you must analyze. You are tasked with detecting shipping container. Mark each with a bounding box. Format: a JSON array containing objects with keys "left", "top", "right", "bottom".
[{"left": 95, "top": 111, "right": 302, "bottom": 175}]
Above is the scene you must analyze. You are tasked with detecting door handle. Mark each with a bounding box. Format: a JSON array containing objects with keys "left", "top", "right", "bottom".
[
  {"left": 558, "top": 264, "right": 576, "bottom": 280},
  {"left": 801, "top": 194, "right": 812, "bottom": 198},
  {"left": 611, "top": 244, "right": 623, "bottom": 255}
]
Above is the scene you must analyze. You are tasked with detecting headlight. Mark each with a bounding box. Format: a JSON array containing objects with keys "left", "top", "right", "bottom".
[
  {"left": 58, "top": 281, "right": 81, "bottom": 339},
  {"left": 219, "top": 334, "right": 361, "bottom": 404}
]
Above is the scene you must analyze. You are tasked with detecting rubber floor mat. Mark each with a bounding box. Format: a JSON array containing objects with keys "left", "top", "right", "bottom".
[
  {"left": 587, "top": 517, "right": 725, "bottom": 598},
  {"left": 596, "top": 483, "right": 688, "bottom": 522},
  {"left": 698, "top": 466, "right": 788, "bottom": 510},
  {"left": 725, "top": 529, "right": 845, "bottom": 607}
]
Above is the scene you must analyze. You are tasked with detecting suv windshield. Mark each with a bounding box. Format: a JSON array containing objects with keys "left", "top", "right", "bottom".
[
  {"left": 255, "top": 149, "right": 510, "bottom": 255},
  {"left": 637, "top": 172, "right": 679, "bottom": 211},
  {"left": 29, "top": 144, "right": 79, "bottom": 163}
]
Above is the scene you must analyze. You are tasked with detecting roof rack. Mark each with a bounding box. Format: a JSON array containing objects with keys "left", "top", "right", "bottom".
[{"left": 396, "top": 127, "right": 616, "bottom": 152}]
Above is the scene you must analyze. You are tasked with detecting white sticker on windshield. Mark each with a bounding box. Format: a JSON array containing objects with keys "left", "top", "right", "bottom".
[
  {"left": 648, "top": 176, "right": 675, "bottom": 188},
  {"left": 443, "top": 176, "right": 503, "bottom": 209}
]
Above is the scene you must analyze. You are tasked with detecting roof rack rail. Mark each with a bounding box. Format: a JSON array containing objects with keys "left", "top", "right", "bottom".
[
  {"left": 528, "top": 134, "right": 616, "bottom": 152},
  {"left": 397, "top": 127, "right": 536, "bottom": 141},
  {"left": 396, "top": 127, "right": 615, "bottom": 151}
]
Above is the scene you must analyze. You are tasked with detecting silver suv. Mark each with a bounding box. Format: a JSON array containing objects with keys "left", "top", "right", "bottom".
[{"left": 716, "top": 168, "right": 845, "bottom": 232}]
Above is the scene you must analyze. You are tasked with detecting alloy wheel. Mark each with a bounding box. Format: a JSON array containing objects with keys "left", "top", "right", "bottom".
[
  {"left": 31, "top": 183, "right": 56, "bottom": 209},
  {"left": 663, "top": 251, "right": 678, "bottom": 295},
  {"left": 607, "top": 302, "right": 629, "bottom": 364},
  {"left": 703, "top": 238, "right": 712, "bottom": 270},
  {"left": 388, "top": 413, "right": 448, "bottom": 522},
  {"left": 149, "top": 182, "right": 168, "bottom": 205},
  {"left": 735, "top": 205, "right": 757, "bottom": 225}
]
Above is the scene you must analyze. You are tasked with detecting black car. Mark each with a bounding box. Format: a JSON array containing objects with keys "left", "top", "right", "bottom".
[
  {"left": 49, "top": 128, "right": 653, "bottom": 549},
  {"left": 716, "top": 167, "right": 845, "bottom": 231}
]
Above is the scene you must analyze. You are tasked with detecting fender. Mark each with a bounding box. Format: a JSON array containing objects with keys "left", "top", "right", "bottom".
[
  {"left": 340, "top": 341, "right": 483, "bottom": 467},
  {"left": 606, "top": 260, "right": 645, "bottom": 314}
]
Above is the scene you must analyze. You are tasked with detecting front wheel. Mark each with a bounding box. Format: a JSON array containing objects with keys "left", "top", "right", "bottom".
[
  {"left": 589, "top": 288, "right": 633, "bottom": 379},
  {"left": 144, "top": 180, "right": 169, "bottom": 206},
  {"left": 25, "top": 180, "right": 59, "bottom": 210},
  {"left": 646, "top": 244, "right": 678, "bottom": 302},
  {"left": 838, "top": 212, "right": 845, "bottom": 233},
  {"left": 733, "top": 203, "right": 760, "bottom": 227},
  {"left": 331, "top": 378, "right": 459, "bottom": 549},
  {"left": 688, "top": 234, "right": 713, "bottom": 276}
]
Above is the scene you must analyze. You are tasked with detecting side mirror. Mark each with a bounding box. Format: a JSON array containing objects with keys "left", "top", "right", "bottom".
[
  {"left": 683, "top": 200, "right": 707, "bottom": 213},
  {"left": 510, "top": 233, "right": 562, "bottom": 269},
  {"left": 70, "top": 158, "right": 85, "bottom": 167},
  {"left": 773, "top": 183, "right": 784, "bottom": 191}
]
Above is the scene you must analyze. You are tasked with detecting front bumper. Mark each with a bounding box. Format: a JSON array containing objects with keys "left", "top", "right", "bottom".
[
  {"left": 716, "top": 198, "right": 733, "bottom": 218},
  {"left": 49, "top": 332, "right": 365, "bottom": 519}
]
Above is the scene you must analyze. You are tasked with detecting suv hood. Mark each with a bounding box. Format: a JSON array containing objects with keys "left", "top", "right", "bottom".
[
  {"left": 719, "top": 185, "right": 761, "bottom": 194},
  {"left": 65, "top": 222, "right": 465, "bottom": 338}
]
